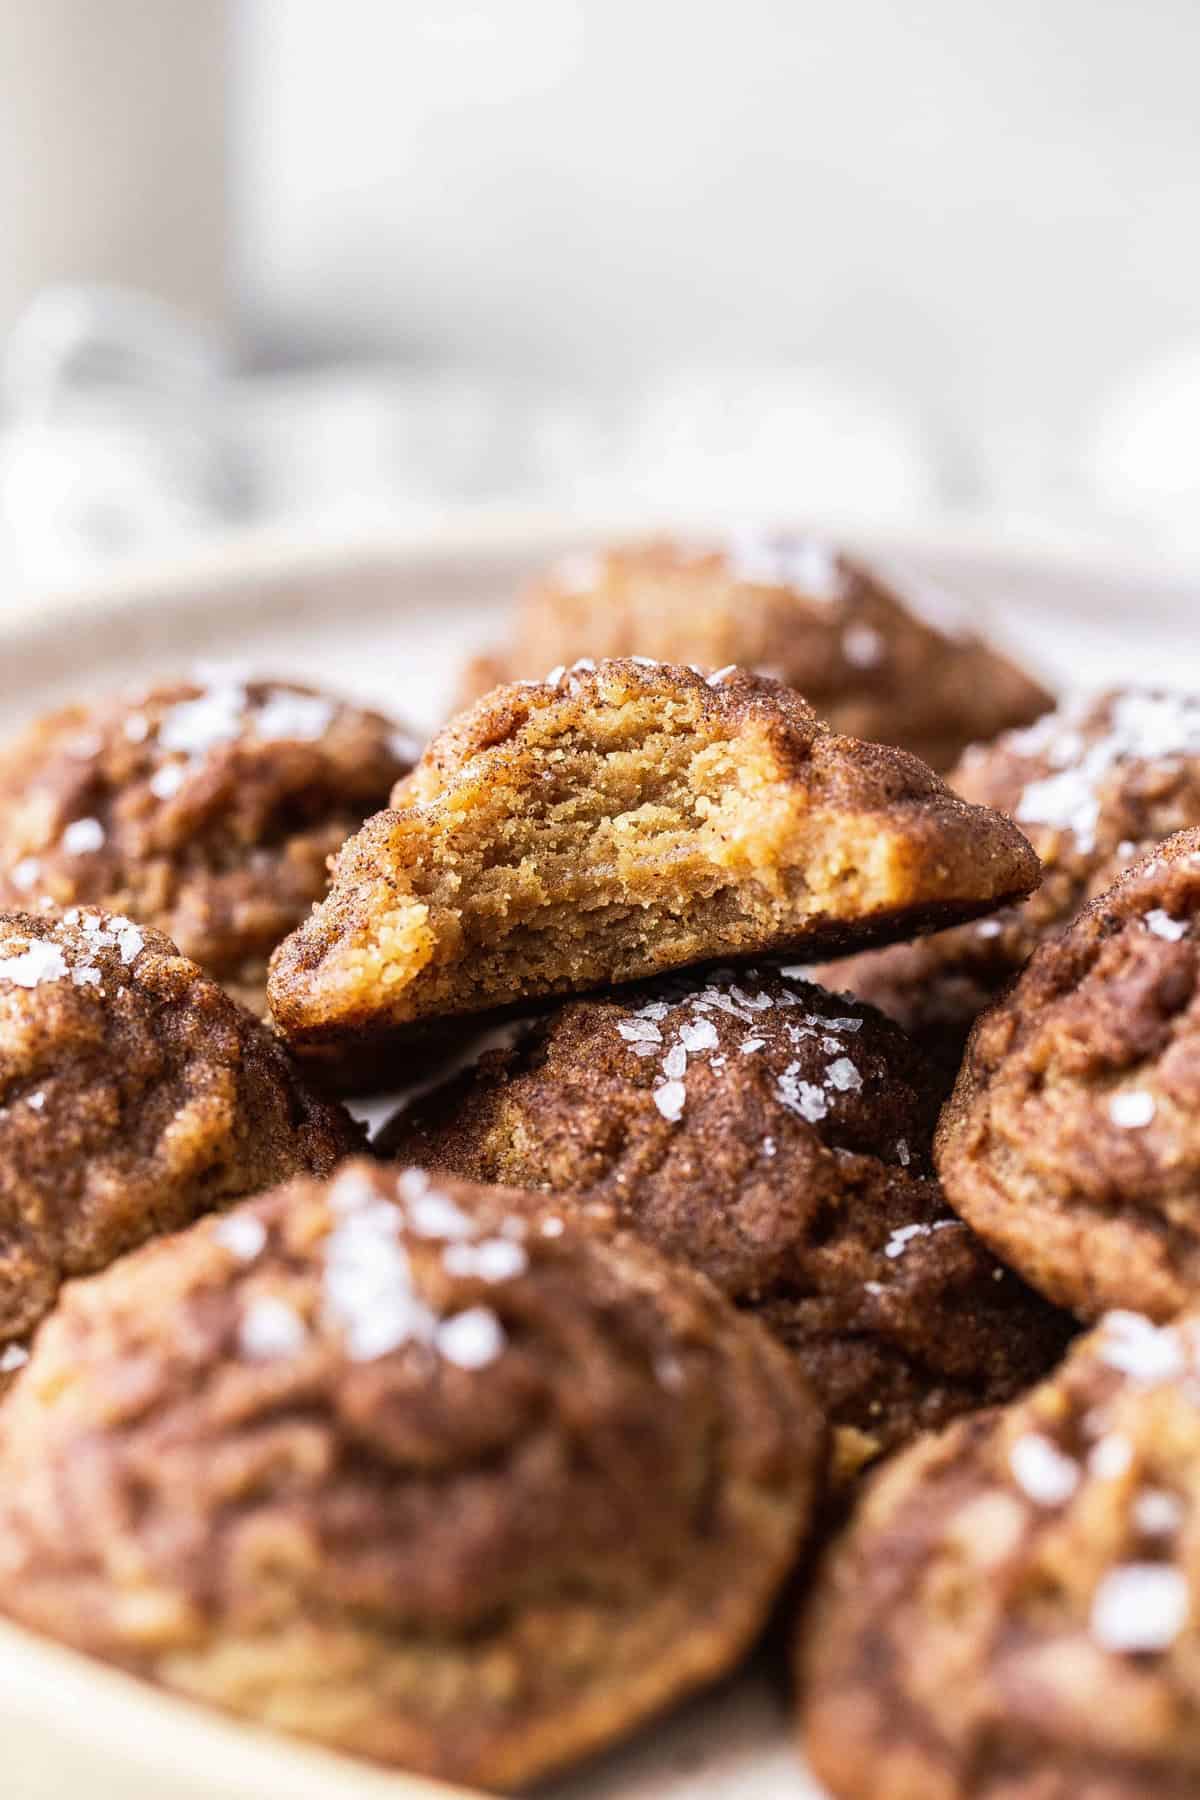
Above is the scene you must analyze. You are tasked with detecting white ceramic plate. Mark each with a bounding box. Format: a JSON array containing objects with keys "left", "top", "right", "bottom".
[{"left": 3, "top": 519, "right": 1199, "bottom": 1800}]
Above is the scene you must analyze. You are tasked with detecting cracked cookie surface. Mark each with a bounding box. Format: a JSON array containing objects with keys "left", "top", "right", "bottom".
[
  {"left": 799, "top": 1307, "right": 1200, "bottom": 1800},
  {"left": 937, "top": 830, "right": 1200, "bottom": 1322},
  {"left": 0, "top": 907, "right": 358, "bottom": 1354},
  {"left": 0, "top": 1159, "right": 824, "bottom": 1790},
  {"left": 821, "top": 690, "right": 1200, "bottom": 1077},
  {"left": 384, "top": 965, "right": 1072, "bottom": 1478},
  {"left": 0, "top": 676, "right": 418, "bottom": 1012}
]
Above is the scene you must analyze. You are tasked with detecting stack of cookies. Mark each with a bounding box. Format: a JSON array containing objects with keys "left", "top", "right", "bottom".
[{"left": 0, "top": 537, "right": 1198, "bottom": 1797}]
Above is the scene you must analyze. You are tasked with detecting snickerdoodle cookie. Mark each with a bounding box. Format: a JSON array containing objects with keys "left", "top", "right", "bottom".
[
  {"left": 0, "top": 1160, "right": 824, "bottom": 1790},
  {"left": 268, "top": 660, "right": 1039, "bottom": 1056},
  {"left": 821, "top": 689, "right": 1200, "bottom": 1074},
  {"left": 460, "top": 536, "right": 1051, "bottom": 769},
  {"left": 938, "top": 829, "right": 1200, "bottom": 1323},
  {"left": 384, "top": 965, "right": 1072, "bottom": 1478},
  {"left": 0, "top": 675, "right": 419, "bottom": 1012},
  {"left": 0, "top": 907, "right": 357, "bottom": 1359},
  {"left": 799, "top": 1307, "right": 1200, "bottom": 1800}
]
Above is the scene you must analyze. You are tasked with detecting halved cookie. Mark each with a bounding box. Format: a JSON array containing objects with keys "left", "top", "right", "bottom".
[
  {"left": 0, "top": 1160, "right": 824, "bottom": 1790},
  {"left": 460, "top": 536, "right": 1052, "bottom": 769},
  {"left": 268, "top": 661, "right": 1039, "bottom": 1050},
  {"left": 383, "top": 965, "right": 1072, "bottom": 1479}
]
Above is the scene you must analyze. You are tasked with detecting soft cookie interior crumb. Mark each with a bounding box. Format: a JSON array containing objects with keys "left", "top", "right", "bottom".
[{"left": 269, "top": 661, "right": 1039, "bottom": 1042}]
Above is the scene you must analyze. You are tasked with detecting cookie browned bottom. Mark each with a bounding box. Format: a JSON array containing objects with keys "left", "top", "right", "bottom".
[
  {"left": 0, "top": 907, "right": 359, "bottom": 1354},
  {"left": 0, "top": 676, "right": 419, "bottom": 1012},
  {"left": 268, "top": 659, "right": 1039, "bottom": 1053},
  {"left": 383, "top": 966, "right": 1072, "bottom": 1478},
  {"left": 819, "top": 689, "right": 1200, "bottom": 1073},
  {"left": 459, "top": 536, "right": 1051, "bottom": 769},
  {"left": 798, "top": 1309, "right": 1200, "bottom": 1800},
  {"left": 0, "top": 1161, "right": 825, "bottom": 1791},
  {"left": 938, "top": 829, "right": 1200, "bottom": 1323}
]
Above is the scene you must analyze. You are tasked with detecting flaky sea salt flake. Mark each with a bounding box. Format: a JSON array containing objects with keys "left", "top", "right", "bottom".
[
  {"left": 149, "top": 763, "right": 185, "bottom": 800},
  {"left": 842, "top": 623, "right": 885, "bottom": 668},
  {"left": 654, "top": 1080, "right": 686, "bottom": 1123},
  {"left": 1109, "top": 1091, "right": 1156, "bottom": 1130},
  {"left": 1009, "top": 1433, "right": 1080, "bottom": 1507},
  {"left": 1091, "top": 1563, "right": 1189, "bottom": 1653},
  {"left": 679, "top": 1018, "right": 719, "bottom": 1053},
  {"left": 1088, "top": 1434, "right": 1134, "bottom": 1481},
  {"left": 61, "top": 817, "right": 105, "bottom": 855},
  {"left": 443, "top": 1239, "right": 529, "bottom": 1283},
  {"left": 436, "top": 1306, "right": 506, "bottom": 1370},
  {"left": 0, "top": 941, "right": 68, "bottom": 988},
  {"left": 214, "top": 1215, "right": 268, "bottom": 1262},
  {"left": 9, "top": 858, "right": 40, "bottom": 893},
  {"left": 1097, "top": 1312, "right": 1187, "bottom": 1385},
  {"left": 1135, "top": 1490, "right": 1184, "bottom": 1536},
  {"left": 618, "top": 1019, "right": 662, "bottom": 1045},
  {"left": 1145, "top": 909, "right": 1188, "bottom": 942},
  {"left": 239, "top": 1296, "right": 308, "bottom": 1361}
]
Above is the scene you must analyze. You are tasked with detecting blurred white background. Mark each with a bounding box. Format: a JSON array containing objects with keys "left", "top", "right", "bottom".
[{"left": 3, "top": 0, "right": 1200, "bottom": 584}]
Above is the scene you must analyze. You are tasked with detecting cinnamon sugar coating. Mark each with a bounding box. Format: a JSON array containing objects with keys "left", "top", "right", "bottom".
[
  {"left": 460, "top": 537, "right": 1051, "bottom": 770},
  {"left": 938, "top": 830, "right": 1200, "bottom": 1323},
  {"left": 0, "top": 907, "right": 358, "bottom": 1354},
  {"left": 799, "top": 1308, "right": 1200, "bottom": 1799},
  {"left": 384, "top": 966, "right": 1071, "bottom": 1478},
  {"left": 0, "top": 677, "right": 418, "bottom": 1012},
  {"left": 0, "top": 1160, "right": 824, "bottom": 1790},
  {"left": 821, "top": 690, "right": 1200, "bottom": 1075},
  {"left": 268, "top": 659, "right": 1039, "bottom": 1057}
]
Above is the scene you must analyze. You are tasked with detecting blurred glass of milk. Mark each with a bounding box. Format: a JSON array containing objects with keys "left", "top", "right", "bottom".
[{"left": 0, "top": 0, "right": 227, "bottom": 338}]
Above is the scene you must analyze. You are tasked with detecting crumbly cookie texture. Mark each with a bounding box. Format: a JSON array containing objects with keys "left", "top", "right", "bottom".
[
  {"left": 384, "top": 965, "right": 1073, "bottom": 1480},
  {"left": 937, "top": 829, "right": 1200, "bottom": 1323},
  {"left": 799, "top": 1308, "right": 1200, "bottom": 1800},
  {"left": 820, "top": 689, "right": 1200, "bottom": 1073},
  {"left": 0, "top": 1160, "right": 825, "bottom": 1791},
  {"left": 459, "top": 536, "right": 1051, "bottom": 770},
  {"left": 0, "top": 907, "right": 358, "bottom": 1354},
  {"left": 267, "top": 660, "right": 1039, "bottom": 1049},
  {"left": 0, "top": 676, "right": 419, "bottom": 1013}
]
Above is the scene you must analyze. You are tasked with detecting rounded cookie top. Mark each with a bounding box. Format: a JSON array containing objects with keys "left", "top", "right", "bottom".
[
  {"left": 820, "top": 688, "right": 1200, "bottom": 1070},
  {"left": 799, "top": 1308, "right": 1200, "bottom": 1800},
  {"left": 463, "top": 536, "right": 1051, "bottom": 770},
  {"left": 384, "top": 965, "right": 1072, "bottom": 1476},
  {"left": 937, "top": 828, "right": 1200, "bottom": 1323},
  {"left": 0, "top": 1159, "right": 824, "bottom": 1790},
  {"left": 0, "top": 907, "right": 358, "bottom": 1351},
  {"left": 0, "top": 675, "right": 419, "bottom": 1012},
  {"left": 269, "top": 659, "right": 1040, "bottom": 1048}
]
